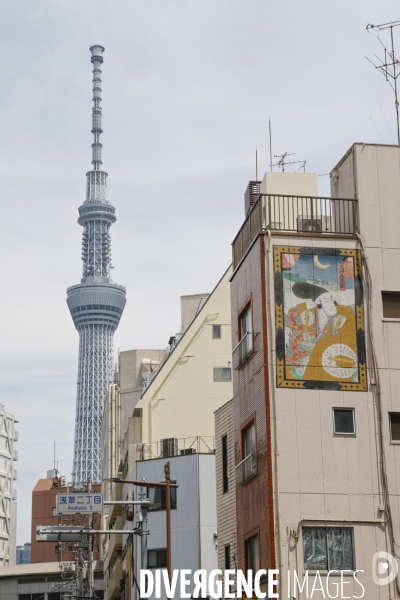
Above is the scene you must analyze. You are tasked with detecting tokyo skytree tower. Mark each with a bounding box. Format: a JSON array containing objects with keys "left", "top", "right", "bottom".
[{"left": 67, "top": 46, "right": 126, "bottom": 484}]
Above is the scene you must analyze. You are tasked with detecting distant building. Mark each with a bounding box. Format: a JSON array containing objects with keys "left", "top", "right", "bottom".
[
  {"left": 16, "top": 543, "right": 31, "bottom": 565},
  {"left": 31, "top": 471, "right": 101, "bottom": 564},
  {"left": 0, "top": 404, "right": 18, "bottom": 567}
]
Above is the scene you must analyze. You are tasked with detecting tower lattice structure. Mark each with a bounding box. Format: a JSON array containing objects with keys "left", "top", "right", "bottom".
[{"left": 67, "top": 46, "right": 126, "bottom": 484}]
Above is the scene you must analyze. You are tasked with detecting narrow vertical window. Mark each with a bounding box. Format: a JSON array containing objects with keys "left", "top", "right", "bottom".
[
  {"left": 224, "top": 544, "right": 231, "bottom": 569},
  {"left": 222, "top": 435, "right": 228, "bottom": 493}
]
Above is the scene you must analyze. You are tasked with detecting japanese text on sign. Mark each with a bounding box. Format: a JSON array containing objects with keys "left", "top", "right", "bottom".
[{"left": 56, "top": 493, "right": 103, "bottom": 514}]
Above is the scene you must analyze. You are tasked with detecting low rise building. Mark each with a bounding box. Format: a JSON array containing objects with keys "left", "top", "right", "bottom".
[{"left": 230, "top": 144, "right": 400, "bottom": 599}]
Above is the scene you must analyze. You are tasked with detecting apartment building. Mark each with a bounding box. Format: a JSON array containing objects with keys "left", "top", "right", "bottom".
[
  {"left": 102, "top": 271, "right": 233, "bottom": 599},
  {"left": 0, "top": 404, "right": 18, "bottom": 567},
  {"left": 228, "top": 143, "right": 400, "bottom": 599}
]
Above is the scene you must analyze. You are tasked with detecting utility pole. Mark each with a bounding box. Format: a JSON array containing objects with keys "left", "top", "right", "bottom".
[
  {"left": 164, "top": 462, "right": 172, "bottom": 600},
  {"left": 366, "top": 20, "right": 400, "bottom": 144}
]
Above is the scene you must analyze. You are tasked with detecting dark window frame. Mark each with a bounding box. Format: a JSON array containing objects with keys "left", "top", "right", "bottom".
[
  {"left": 222, "top": 434, "right": 228, "bottom": 494},
  {"left": 333, "top": 408, "right": 356, "bottom": 436},
  {"left": 382, "top": 291, "right": 400, "bottom": 319},
  {"left": 240, "top": 414, "right": 257, "bottom": 483},
  {"left": 224, "top": 544, "right": 231, "bottom": 569},
  {"left": 389, "top": 412, "right": 400, "bottom": 443},
  {"left": 244, "top": 528, "right": 260, "bottom": 574},
  {"left": 147, "top": 548, "right": 167, "bottom": 568},
  {"left": 147, "top": 481, "right": 177, "bottom": 511}
]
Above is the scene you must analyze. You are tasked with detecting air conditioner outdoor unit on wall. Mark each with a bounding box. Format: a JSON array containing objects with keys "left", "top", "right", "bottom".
[
  {"left": 180, "top": 448, "right": 196, "bottom": 455},
  {"left": 161, "top": 437, "right": 179, "bottom": 458},
  {"left": 297, "top": 215, "right": 332, "bottom": 233}
]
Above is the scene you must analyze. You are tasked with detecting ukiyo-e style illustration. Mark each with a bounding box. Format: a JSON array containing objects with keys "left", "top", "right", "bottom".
[{"left": 274, "top": 246, "right": 367, "bottom": 390}]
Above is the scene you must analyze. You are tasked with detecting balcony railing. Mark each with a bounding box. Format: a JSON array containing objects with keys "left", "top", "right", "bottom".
[
  {"left": 233, "top": 332, "right": 253, "bottom": 369},
  {"left": 138, "top": 436, "right": 215, "bottom": 461},
  {"left": 235, "top": 453, "right": 257, "bottom": 485},
  {"left": 232, "top": 194, "right": 358, "bottom": 270}
]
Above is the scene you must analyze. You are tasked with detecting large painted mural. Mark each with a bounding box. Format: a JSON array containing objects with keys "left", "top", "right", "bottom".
[{"left": 274, "top": 246, "right": 367, "bottom": 391}]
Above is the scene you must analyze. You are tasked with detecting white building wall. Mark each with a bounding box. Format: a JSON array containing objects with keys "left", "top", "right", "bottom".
[
  {"left": 133, "top": 454, "right": 218, "bottom": 600},
  {"left": 263, "top": 145, "right": 400, "bottom": 599},
  {"left": 0, "top": 405, "right": 17, "bottom": 567},
  {"left": 139, "top": 266, "right": 233, "bottom": 451}
]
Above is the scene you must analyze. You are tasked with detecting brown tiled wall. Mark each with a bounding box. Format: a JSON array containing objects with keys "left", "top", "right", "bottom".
[{"left": 230, "top": 236, "right": 275, "bottom": 572}]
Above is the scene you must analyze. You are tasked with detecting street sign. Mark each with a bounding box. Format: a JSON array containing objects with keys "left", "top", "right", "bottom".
[
  {"left": 36, "top": 526, "right": 85, "bottom": 542},
  {"left": 56, "top": 492, "right": 103, "bottom": 514}
]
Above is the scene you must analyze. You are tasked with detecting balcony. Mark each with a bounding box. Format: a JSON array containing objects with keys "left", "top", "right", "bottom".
[
  {"left": 232, "top": 194, "right": 358, "bottom": 271},
  {"left": 13, "top": 431, "right": 18, "bottom": 442},
  {"left": 233, "top": 332, "right": 253, "bottom": 369},
  {"left": 13, "top": 470, "right": 17, "bottom": 481},
  {"left": 13, "top": 450, "right": 18, "bottom": 461},
  {"left": 138, "top": 435, "right": 215, "bottom": 461}
]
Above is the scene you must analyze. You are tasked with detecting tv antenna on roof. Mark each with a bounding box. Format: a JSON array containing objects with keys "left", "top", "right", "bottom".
[
  {"left": 366, "top": 20, "right": 400, "bottom": 144},
  {"left": 273, "top": 152, "right": 307, "bottom": 173}
]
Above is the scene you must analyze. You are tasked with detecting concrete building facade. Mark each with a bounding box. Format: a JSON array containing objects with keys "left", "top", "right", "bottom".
[
  {"left": 131, "top": 453, "right": 218, "bottom": 600},
  {"left": 0, "top": 404, "right": 18, "bottom": 567},
  {"left": 229, "top": 145, "right": 400, "bottom": 599}
]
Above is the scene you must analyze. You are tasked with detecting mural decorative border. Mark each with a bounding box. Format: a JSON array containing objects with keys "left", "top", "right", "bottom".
[{"left": 274, "top": 246, "right": 367, "bottom": 391}]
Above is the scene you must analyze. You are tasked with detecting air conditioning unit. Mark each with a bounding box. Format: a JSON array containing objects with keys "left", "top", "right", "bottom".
[
  {"left": 297, "top": 215, "right": 332, "bottom": 233},
  {"left": 161, "top": 438, "right": 178, "bottom": 458},
  {"left": 180, "top": 448, "right": 196, "bottom": 456}
]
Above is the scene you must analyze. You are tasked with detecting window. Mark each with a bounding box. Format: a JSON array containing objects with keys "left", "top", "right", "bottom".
[
  {"left": 213, "top": 368, "right": 232, "bottom": 382},
  {"left": 148, "top": 548, "right": 167, "bottom": 568},
  {"left": 212, "top": 325, "right": 221, "bottom": 339},
  {"left": 303, "top": 528, "right": 354, "bottom": 570},
  {"left": 234, "top": 304, "right": 253, "bottom": 368},
  {"left": 222, "top": 435, "right": 229, "bottom": 493},
  {"left": 52, "top": 507, "right": 58, "bottom": 517},
  {"left": 245, "top": 535, "right": 259, "bottom": 573},
  {"left": 242, "top": 422, "right": 256, "bottom": 481},
  {"left": 382, "top": 292, "right": 400, "bottom": 318},
  {"left": 389, "top": 413, "right": 400, "bottom": 442},
  {"left": 148, "top": 482, "right": 177, "bottom": 511},
  {"left": 224, "top": 545, "right": 231, "bottom": 569},
  {"left": 333, "top": 408, "right": 355, "bottom": 435}
]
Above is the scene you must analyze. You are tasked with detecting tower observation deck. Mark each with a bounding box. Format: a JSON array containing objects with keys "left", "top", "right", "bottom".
[{"left": 67, "top": 46, "right": 126, "bottom": 484}]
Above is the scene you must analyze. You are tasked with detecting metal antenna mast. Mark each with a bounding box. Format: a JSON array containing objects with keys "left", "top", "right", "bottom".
[
  {"left": 366, "top": 20, "right": 400, "bottom": 144},
  {"left": 273, "top": 152, "right": 306, "bottom": 173}
]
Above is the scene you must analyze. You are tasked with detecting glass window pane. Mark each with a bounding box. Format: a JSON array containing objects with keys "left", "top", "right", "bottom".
[
  {"left": 390, "top": 413, "right": 400, "bottom": 441},
  {"left": 328, "top": 528, "right": 353, "bottom": 570},
  {"left": 334, "top": 409, "right": 354, "bottom": 434},
  {"left": 303, "top": 528, "right": 328, "bottom": 570},
  {"left": 157, "top": 548, "right": 167, "bottom": 567},
  {"left": 212, "top": 325, "right": 221, "bottom": 339},
  {"left": 148, "top": 550, "right": 157, "bottom": 567},
  {"left": 246, "top": 535, "right": 259, "bottom": 573},
  {"left": 382, "top": 292, "right": 400, "bottom": 318}
]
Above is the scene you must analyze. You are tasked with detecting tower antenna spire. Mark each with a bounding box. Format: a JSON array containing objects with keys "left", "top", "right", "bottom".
[
  {"left": 366, "top": 21, "right": 400, "bottom": 145},
  {"left": 90, "top": 45, "right": 105, "bottom": 170}
]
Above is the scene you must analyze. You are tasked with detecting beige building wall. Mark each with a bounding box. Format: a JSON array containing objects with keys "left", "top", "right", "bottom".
[
  {"left": 263, "top": 145, "right": 400, "bottom": 598},
  {"left": 138, "top": 266, "right": 233, "bottom": 451},
  {"left": 215, "top": 399, "right": 237, "bottom": 596}
]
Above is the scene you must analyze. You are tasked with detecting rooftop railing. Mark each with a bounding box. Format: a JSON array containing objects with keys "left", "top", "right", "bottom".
[
  {"left": 137, "top": 436, "right": 215, "bottom": 461},
  {"left": 232, "top": 194, "right": 358, "bottom": 271}
]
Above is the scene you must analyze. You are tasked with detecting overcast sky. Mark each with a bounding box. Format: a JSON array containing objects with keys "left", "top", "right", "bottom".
[{"left": 1, "top": 0, "right": 399, "bottom": 546}]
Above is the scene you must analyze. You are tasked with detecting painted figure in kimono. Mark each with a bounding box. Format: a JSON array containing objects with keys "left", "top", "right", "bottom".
[{"left": 285, "top": 281, "right": 358, "bottom": 382}]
